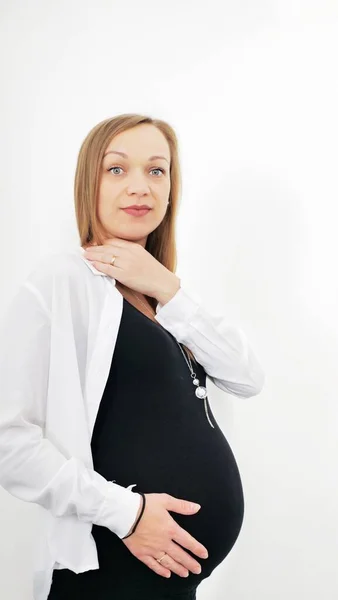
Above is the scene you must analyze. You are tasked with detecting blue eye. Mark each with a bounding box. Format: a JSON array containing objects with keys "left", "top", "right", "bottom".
[{"left": 108, "top": 166, "right": 165, "bottom": 176}]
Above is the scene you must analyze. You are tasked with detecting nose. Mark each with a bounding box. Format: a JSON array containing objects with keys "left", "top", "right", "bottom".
[
  {"left": 127, "top": 173, "right": 151, "bottom": 195},
  {"left": 127, "top": 184, "right": 149, "bottom": 196}
]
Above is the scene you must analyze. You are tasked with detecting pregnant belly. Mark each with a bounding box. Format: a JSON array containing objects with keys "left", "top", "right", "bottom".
[
  {"left": 167, "top": 435, "right": 244, "bottom": 580},
  {"left": 91, "top": 400, "right": 245, "bottom": 585}
]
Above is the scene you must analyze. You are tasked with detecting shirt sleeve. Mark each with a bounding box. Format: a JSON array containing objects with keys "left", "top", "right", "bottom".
[
  {"left": 0, "top": 282, "right": 141, "bottom": 539},
  {"left": 155, "top": 284, "right": 266, "bottom": 398}
]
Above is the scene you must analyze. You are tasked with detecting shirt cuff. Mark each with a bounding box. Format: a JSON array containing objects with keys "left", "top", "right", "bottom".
[{"left": 94, "top": 483, "right": 142, "bottom": 539}]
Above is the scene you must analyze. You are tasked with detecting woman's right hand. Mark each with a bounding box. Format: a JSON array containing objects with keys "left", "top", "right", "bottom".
[{"left": 121, "top": 492, "right": 208, "bottom": 579}]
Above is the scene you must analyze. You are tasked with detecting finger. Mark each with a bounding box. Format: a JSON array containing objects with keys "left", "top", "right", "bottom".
[
  {"left": 141, "top": 555, "right": 171, "bottom": 579},
  {"left": 172, "top": 527, "right": 208, "bottom": 560},
  {"left": 83, "top": 245, "right": 101, "bottom": 251},
  {"left": 83, "top": 249, "right": 108, "bottom": 259},
  {"left": 166, "top": 541, "right": 202, "bottom": 575},
  {"left": 83, "top": 248, "right": 121, "bottom": 269},
  {"left": 88, "top": 261, "right": 120, "bottom": 277},
  {"left": 156, "top": 553, "right": 190, "bottom": 578}
]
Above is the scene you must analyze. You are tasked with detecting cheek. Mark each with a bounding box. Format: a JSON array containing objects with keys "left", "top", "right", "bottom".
[
  {"left": 100, "top": 176, "right": 114, "bottom": 194},
  {"left": 98, "top": 179, "right": 119, "bottom": 207}
]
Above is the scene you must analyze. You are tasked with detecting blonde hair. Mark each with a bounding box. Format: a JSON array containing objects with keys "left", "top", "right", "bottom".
[{"left": 74, "top": 113, "right": 196, "bottom": 364}]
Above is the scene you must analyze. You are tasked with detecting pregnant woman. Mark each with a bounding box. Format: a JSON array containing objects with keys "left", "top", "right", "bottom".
[{"left": 0, "top": 113, "right": 265, "bottom": 600}]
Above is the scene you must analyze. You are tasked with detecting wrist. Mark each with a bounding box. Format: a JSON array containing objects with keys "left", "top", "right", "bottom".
[
  {"left": 122, "top": 493, "right": 146, "bottom": 539},
  {"left": 155, "top": 274, "right": 181, "bottom": 306}
]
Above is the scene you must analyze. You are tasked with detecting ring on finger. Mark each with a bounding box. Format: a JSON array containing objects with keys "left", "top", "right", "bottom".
[
  {"left": 156, "top": 552, "right": 168, "bottom": 564},
  {"left": 155, "top": 553, "right": 189, "bottom": 578}
]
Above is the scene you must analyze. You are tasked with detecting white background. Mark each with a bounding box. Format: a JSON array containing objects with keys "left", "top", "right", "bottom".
[{"left": 0, "top": 1, "right": 338, "bottom": 598}]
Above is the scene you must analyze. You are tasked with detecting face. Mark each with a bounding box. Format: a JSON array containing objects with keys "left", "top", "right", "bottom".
[{"left": 97, "top": 124, "right": 171, "bottom": 247}]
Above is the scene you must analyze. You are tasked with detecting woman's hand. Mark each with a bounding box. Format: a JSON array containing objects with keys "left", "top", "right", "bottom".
[
  {"left": 82, "top": 238, "right": 180, "bottom": 300},
  {"left": 121, "top": 492, "right": 208, "bottom": 579}
]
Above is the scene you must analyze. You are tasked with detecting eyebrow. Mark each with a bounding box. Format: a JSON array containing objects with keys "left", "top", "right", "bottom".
[{"left": 103, "top": 150, "right": 169, "bottom": 164}]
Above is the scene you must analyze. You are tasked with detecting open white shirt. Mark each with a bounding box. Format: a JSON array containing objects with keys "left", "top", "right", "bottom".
[{"left": 0, "top": 246, "right": 265, "bottom": 600}]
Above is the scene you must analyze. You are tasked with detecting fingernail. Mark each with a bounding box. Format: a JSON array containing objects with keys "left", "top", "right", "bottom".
[{"left": 192, "top": 503, "right": 201, "bottom": 510}]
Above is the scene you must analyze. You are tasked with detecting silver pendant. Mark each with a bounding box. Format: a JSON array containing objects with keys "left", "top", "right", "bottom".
[
  {"left": 192, "top": 378, "right": 214, "bottom": 427},
  {"left": 195, "top": 385, "right": 208, "bottom": 399},
  {"left": 178, "top": 347, "right": 215, "bottom": 428},
  {"left": 193, "top": 378, "right": 207, "bottom": 399}
]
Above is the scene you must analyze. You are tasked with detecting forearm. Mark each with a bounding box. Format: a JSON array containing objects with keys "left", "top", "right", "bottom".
[
  {"left": 0, "top": 415, "right": 141, "bottom": 539},
  {"left": 155, "top": 284, "right": 265, "bottom": 397}
]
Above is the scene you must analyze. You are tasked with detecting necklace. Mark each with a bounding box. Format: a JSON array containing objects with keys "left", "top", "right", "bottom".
[{"left": 129, "top": 288, "right": 215, "bottom": 429}]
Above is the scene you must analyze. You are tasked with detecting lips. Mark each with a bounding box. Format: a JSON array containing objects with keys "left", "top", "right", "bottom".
[
  {"left": 125, "top": 205, "right": 150, "bottom": 210},
  {"left": 122, "top": 207, "right": 151, "bottom": 217}
]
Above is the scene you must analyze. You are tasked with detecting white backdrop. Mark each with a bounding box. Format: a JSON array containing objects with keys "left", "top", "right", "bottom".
[{"left": 0, "top": 1, "right": 338, "bottom": 598}]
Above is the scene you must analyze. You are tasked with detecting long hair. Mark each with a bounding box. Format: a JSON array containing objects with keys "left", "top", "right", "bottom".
[{"left": 74, "top": 113, "right": 197, "bottom": 365}]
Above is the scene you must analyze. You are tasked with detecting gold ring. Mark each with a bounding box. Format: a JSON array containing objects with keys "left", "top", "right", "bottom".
[
  {"left": 110, "top": 255, "right": 116, "bottom": 266},
  {"left": 156, "top": 553, "right": 167, "bottom": 564}
]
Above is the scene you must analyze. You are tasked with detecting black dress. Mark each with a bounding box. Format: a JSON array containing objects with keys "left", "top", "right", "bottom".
[{"left": 48, "top": 298, "right": 245, "bottom": 599}]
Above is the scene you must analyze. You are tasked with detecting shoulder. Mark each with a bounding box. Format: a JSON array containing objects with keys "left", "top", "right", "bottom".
[
  {"left": 24, "top": 248, "right": 89, "bottom": 288},
  {"left": 22, "top": 247, "right": 111, "bottom": 310}
]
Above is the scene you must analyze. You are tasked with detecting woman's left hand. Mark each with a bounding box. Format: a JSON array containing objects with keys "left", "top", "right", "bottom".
[{"left": 82, "top": 238, "right": 180, "bottom": 300}]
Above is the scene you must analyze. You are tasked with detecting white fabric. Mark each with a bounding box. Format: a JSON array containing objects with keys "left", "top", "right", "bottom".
[{"left": 0, "top": 246, "right": 265, "bottom": 599}]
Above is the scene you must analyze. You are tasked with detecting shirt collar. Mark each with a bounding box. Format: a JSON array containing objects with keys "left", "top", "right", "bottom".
[{"left": 74, "top": 246, "right": 111, "bottom": 277}]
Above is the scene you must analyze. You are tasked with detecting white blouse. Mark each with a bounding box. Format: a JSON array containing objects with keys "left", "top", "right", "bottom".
[{"left": 0, "top": 246, "right": 265, "bottom": 600}]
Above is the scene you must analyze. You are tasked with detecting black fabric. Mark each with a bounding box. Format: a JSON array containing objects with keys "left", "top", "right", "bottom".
[{"left": 48, "top": 298, "right": 245, "bottom": 599}]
